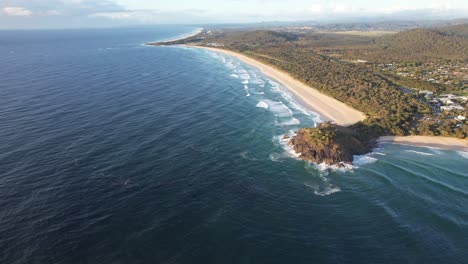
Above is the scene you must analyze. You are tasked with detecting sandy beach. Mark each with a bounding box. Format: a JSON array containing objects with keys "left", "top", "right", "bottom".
[
  {"left": 186, "top": 46, "right": 367, "bottom": 126},
  {"left": 181, "top": 45, "right": 468, "bottom": 151},
  {"left": 379, "top": 136, "right": 468, "bottom": 151},
  {"left": 150, "top": 28, "right": 203, "bottom": 44}
]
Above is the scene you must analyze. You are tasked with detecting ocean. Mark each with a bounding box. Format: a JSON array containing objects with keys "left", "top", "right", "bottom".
[{"left": 0, "top": 26, "right": 467, "bottom": 264}]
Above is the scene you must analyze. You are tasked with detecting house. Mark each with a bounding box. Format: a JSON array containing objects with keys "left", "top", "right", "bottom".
[
  {"left": 440, "top": 105, "right": 463, "bottom": 111},
  {"left": 439, "top": 98, "right": 454, "bottom": 105},
  {"left": 439, "top": 94, "right": 455, "bottom": 98},
  {"left": 455, "top": 115, "right": 466, "bottom": 122},
  {"left": 440, "top": 106, "right": 454, "bottom": 111},
  {"left": 419, "top": 90, "right": 434, "bottom": 98}
]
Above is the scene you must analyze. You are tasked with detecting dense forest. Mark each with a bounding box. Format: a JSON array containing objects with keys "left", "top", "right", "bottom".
[
  {"left": 154, "top": 24, "right": 468, "bottom": 140},
  {"left": 371, "top": 28, "right": 468, "bottom": 61}
]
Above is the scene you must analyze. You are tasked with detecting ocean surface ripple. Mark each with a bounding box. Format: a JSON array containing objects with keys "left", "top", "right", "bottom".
[{"left": 0, "top": 27, "right": 467, "bottom": 264}]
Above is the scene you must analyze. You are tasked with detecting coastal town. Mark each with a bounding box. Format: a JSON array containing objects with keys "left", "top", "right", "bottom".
[
  {"left": 418, "top": 91, "right": 467, "bottom": 123},
  {"left": 375, "top": 62, "right": 468, "bottom": 91},
  {"left": 368, "top": 62, "right": 468, "bottom": 125}
]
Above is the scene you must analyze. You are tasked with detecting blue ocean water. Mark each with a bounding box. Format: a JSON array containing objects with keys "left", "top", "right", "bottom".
[{"left": 0, "top": 26, "right": 467, "bottom": 264}]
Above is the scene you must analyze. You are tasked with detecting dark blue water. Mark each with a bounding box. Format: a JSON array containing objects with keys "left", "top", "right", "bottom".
[{"left": 0, "top": 26, "right": 467, "bottom": 264}]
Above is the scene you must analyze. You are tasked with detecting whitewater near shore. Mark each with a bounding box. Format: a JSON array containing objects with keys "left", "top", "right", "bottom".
[
  {"left": 177, "top": 44, "right": 468, "bottom": 152},
  {"left": 185, "top": 45, "right": 367, "bottom": 126}
]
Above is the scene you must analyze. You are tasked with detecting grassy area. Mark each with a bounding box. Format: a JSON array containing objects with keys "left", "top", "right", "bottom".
[{"left": 328, "top": 31, "right": 398, "bottom": 36}]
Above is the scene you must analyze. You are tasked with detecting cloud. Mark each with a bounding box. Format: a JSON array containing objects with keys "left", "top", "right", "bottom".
[
  {"left": 45, "top": 10, "right": 61, "bottom": 16},
  {"left": 299, "top": 2, "right": 468, "bottom": 19},
  {"left": 0, "top": 0, "right": 124, "bottom": 16},
  {"left": 3, "top": 7, "right": 32, "bottom": 16},
  {"left": 90, "top": 9, "right": 210, "bottom": 24}
]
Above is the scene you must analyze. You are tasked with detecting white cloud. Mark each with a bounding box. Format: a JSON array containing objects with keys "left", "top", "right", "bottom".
[
  {"left": 3, "top": 6, "right": 32, "bottom": 16},
  {"left": 46, "top": 9, "right": 61, "bottom": 16},
  {"left": 301, "top": 2, "right": 468, "bottom": 18}
]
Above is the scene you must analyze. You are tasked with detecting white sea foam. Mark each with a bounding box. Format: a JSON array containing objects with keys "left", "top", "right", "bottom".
[
  {"left": 250, "top": 78, "right": 266, "bottom": 85},
  {"left": 269, "top": 152, "right": 282, "bottom": 162},
  {"left": 304, "top": 183, "right": 341, "bottom": 196},
  {"left": 313, "top": 162, "right": 354, "bottom": 173},
  {"left": 265, "top": 100, "right": 293, "bottom": 117},
  {"left": 230, "top": 74, "right": 239, "bottom": 78},
  {"left": 457, "top": 151, "right": 468, "bottom": 159},
  {"left": 273, "top": 131, "right": 301, "bottom": 159},
  {"left": 405, "top": 150, "right": 435, "bottom": 156},
  {"left": 353, "top": 155, "right": 378, "bottom": 166},
  {"left": 239, "top": 73, "right": 250, "bottom": 80},
  {"left": 240, "top": 151, "right": 258, "bottom": 161},
  {"left": 264, "top": 76, "right": 323, "bottom": 124},
  {"left": 244, "top": 85, "right": 250, "bottom": 96},
  {"left": 225, "top": 61, "right": 236, "bottom": 70},
  {"left": 314, "top": 186, "right": 342, "bottom": 196},
  {"left": 256, "top": 101, "right": 269, "bottom": 109},
  {"left": 373, "top": 152, "right": 387, "bottom": 156},
  {"left": 280, "top": 118, "right": 301, "bottom": 126}
]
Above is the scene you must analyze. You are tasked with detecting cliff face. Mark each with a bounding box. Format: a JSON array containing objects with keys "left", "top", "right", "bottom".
[{"left": 289, "top": 123, "right": 371, "bottom": 165}]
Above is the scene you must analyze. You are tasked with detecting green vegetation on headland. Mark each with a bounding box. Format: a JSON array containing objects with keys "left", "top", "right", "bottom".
[
  {"left": 289, "top": 123, "right": 370, "bottom": 165},
  {"left": 149, "top": 24, "right": 468, "bottom": 165}
]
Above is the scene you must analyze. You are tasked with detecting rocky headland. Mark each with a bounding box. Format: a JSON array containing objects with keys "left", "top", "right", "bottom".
[{"left": 289, "top": 123, "right": 371, "bottom": 165}]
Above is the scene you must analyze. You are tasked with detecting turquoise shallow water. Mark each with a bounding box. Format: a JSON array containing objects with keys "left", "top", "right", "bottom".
[{"left": 0, "top": 27, "right": 467, "bottom": 264}]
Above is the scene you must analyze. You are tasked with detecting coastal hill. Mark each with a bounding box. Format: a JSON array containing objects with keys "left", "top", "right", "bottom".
[{"left": 372, "top": 27, "right": 468, "bottom": 61}]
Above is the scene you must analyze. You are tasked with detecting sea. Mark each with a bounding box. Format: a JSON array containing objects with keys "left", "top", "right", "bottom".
[{"left": 0, "top": 26, "right": 467, "bottom": 264}]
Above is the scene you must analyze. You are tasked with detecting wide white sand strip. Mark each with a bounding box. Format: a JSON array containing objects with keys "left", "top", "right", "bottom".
[
  {"left": 186, "top": 46, "right": 367, "bottom": 126},
  {"left": 379, "top": 136, "right": 468, "bottom": 151}
]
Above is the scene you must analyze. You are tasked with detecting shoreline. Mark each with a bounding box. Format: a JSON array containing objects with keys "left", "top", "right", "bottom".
[
  {"left": 379, "top": 136, "right": 468, "bottom": 152},
  {"left": 185, "top": 45, "right": 468, "bottom": 152},
  {"left": 148, "top": 42, "right": 468, "bottom": 153},
  {"left": 184, "top": 45, "right": 367, "bottom": 126},
  {"left": 147, "top": 28, "right": 203, "bottom": 46}
]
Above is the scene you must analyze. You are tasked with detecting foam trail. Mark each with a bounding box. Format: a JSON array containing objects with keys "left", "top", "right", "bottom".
[
  {"left": 353, "top": 155, "right": 378, "bottom": 166},
  {"left": 304, "top": 183, "right": 341, "bottom": 196},
  {"left": 314, "top": 162, "right": 354, "bottom": 173},
  {"left": 457, "top": 151, "right": 468, "bottom": 159},
  {"left": 314, "top": 186, "right": 341, "bottom": 196},
  {"left": 281, "top": 118, "right": 301, "bottom": 126},
  {"left": 264, "top": 100, "right": 293, "bottom": 117},
  {"left": 244, "top": 85, "right": 250, "bottom": 97},
  {"left": 405, "top": 150, "right": 435, "bottom": 156}
]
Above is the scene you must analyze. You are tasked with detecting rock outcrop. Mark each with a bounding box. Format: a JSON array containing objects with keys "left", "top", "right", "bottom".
[{"left": 289, "top": 123, "right": 371, "bottom": 165}]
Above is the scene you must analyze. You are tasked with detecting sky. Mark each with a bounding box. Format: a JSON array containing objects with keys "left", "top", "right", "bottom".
[{"left": 1, "top": 0, "right": 468, "bottom": 29}]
